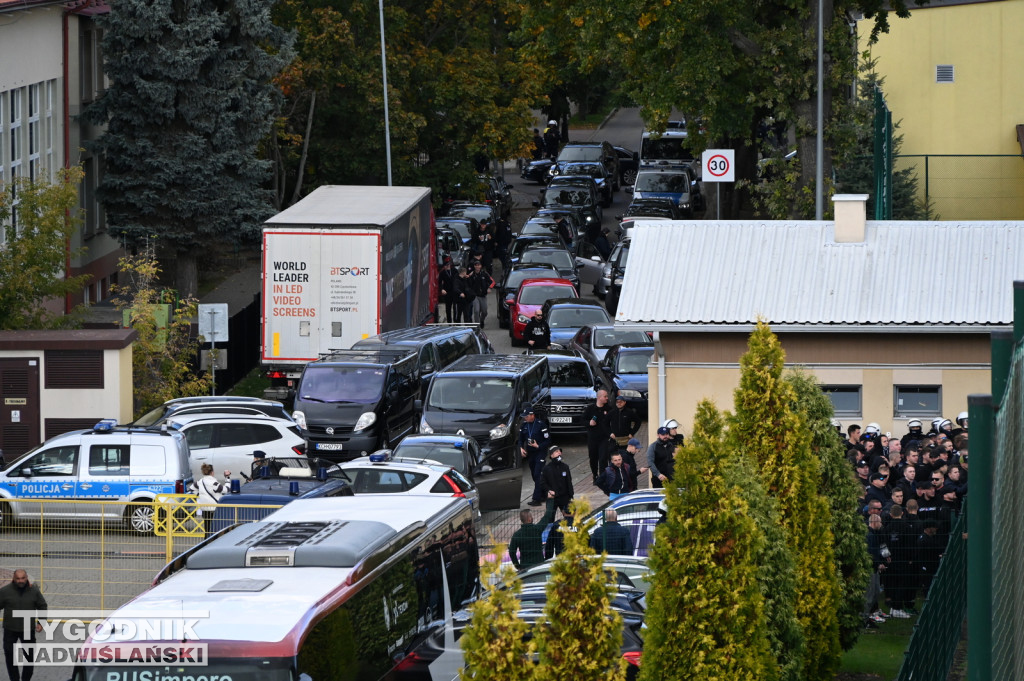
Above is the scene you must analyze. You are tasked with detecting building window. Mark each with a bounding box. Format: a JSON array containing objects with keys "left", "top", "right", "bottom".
[
  {"left": 43, "top": 80, "right": 54, "bottom": 181},
  {"left": 27, "top": 83, "right": 39, "bottom": 182},
  {"left": 820, "top": 385, "right": 862, "bottom": 417},
  {"left": 894, "top": 385, "right": 941, "bottom": 417},
  {"left": 935, "top": 65, "right": 954, "bottom": 83}
]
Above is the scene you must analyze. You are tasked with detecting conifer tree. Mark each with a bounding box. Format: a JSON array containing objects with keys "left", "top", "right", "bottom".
[
  {"left": 87, "top": 0, "right": 291, "bottom": 297},
  {"left": 786, "top": 370, "right": 872, "bottom": 650},
  {"left": 460, "top": 546, "right": 533, "bottom": 681},
  {"left": 639, "top": 400, "right": 774, "bottom": 681},
  {"left": 730, "top": 322, "right": 843, "bottom": 679},
  {"left": 534, "top": 497, "right": 626, "bottom": 681}
]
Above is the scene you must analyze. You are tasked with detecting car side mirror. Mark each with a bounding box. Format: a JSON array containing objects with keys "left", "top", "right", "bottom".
[
  {"left": 476, "top": 464, "right": 494, "bottom": 475},
  {"left": 590, "top": 255, "right": 601, "bottom": 263},
  {"left": 20, "top": 468, "right": 32, "bottom": 478},
  {"left": 505, "top": 294, "right": 515, "bottom": 304},
  {"left": 421, "top": 363, "right": 434, "bottom": 374}
]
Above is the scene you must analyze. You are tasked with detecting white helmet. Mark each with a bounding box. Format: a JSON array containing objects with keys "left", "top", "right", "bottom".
[
  {"left": 663, "top": 419, "right": 679, "bottom": 430},
  {"left": 864, "top": 423, "right": 880, "bottom": 435},
  {"left": 548, "top": 119, "right": 557, "bottom": 126},
  {"left": 956, "top": 411, "right": 968, "bottom": 427},
  {"left": 932, "top": 418, "right": 945, "bottom": 431},
  {"left": 939, "top": 419, "right": 952, "bottom": 431},
  {"left": 908, "top": 419, "right": 923, "bottom": 431}
]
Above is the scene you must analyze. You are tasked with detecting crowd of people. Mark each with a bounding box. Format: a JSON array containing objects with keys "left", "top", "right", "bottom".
[{"left": 846, "top": 415, "right": 968, "bottom": 625}]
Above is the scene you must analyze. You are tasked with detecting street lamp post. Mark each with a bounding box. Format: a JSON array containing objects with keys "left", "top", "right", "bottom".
[
  {"left": 378, "top": 0, "right": 393, "bottom": 186},
  {"left": 815, "top": 0, "right": 824, "bottom": 220}
]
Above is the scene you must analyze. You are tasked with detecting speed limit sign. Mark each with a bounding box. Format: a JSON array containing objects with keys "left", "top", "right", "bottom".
[{"left": 701, "top": 149, "right": 735, "bottom": 182}]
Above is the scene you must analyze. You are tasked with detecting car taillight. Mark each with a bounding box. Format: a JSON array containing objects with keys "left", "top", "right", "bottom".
[
  {"left": 623, "top": 651, "right": 642, "bottom": 667},
  {"left": 442, "top": 475, "right": 465, "bottom": 498},
  {"left": 175, "top": 480, "right": 185, "bottom": 494},
  {"left": 292, "top": 445, "right": 306, "bottom": 456}
]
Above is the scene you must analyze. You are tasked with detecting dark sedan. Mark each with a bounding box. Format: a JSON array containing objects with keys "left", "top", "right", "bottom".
[
  {"left": 495, "top": 263, "right": 560, "bottom": 329},
  {"left": 525, "top": 348, "right": 614, "bottom": 433},
  {"left": 541, "top": 298, "right": 613, "bottom": 347},
  {"left": 569, "top": 323, "right": 654, "bottom": 363},
  {"left": 517, "top": 247, "right": 580, "bottom": 291},
  {"left": 599, "top": 343, "right": 655, "bottom": 415},
  {"left": 521, "top": 158, "right": 554, "bottom": 184}
]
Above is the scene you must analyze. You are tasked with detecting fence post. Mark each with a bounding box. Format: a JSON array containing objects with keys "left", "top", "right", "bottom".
[
  {"left": 967, "top": 393, "right": 993, "bottom": 681},
  {"left": 991, "top": 330, "right": 1014, "bottom": 407},
  {"left": 1014, "top": 281, "right": 1024, "bottom": 345}
]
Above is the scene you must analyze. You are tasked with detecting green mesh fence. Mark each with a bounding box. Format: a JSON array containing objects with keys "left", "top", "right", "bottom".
[
  {"left": 990, "top": 339, "right": 1024, "bottom": 679},
  {"left": 896, "top": 507, "right": 968, "bottom": 681}
]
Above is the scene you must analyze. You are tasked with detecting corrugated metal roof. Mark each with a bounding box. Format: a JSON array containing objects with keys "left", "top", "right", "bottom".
[{"left": 615, "top": 220, "right": 1024, "bottom": 329}]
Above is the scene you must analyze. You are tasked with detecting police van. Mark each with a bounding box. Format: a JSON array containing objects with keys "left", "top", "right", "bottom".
[{"left": 0, "top": 420, "right": 193, "bottom": 533}]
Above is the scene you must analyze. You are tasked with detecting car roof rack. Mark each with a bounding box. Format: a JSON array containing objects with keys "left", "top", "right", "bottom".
[{"left": 315, "top": 347, "right": 416, "bottom": 364}]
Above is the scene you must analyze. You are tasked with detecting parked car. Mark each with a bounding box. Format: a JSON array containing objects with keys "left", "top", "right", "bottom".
[
  {"left": 446, "top": 202, "right": 497, "bottom": 225},
  {"left": 211, "top": 457, "right": 354, "bottom": 531},
  {"left": 165, "top": 413, "right": 307, "bottom": 482},
  {"left": 540, "top": 298, "right": 613, "bottom": 347},
  {"left": 513, "top": 583, "right": 646, "bottom": 615},
  {"left": 536, "top": 177, "right": 603, "bottom": 232},
  {"left": 517, "top": 247, "right": 580, "bottom": 291},
  {"left": 598, "top": 343, "right": 655, "bottom": 414},
  {"left": 520, "top": 157, "right": 554, "bottom": 184},
  {"left": 531, "top": 207, "right": 584, "bottom": 245},
  {"left": 553, "top": 161, "right": 613, "bottom": 206},
  {"left": 0, "top": 420, "right": 193, "bottom": 533},
  {"left": 518, "top": 555, "right": 651, "bottom": 594},
  {"left": 479, "top": 174, "right": 513, "bottom": 219},
  {"left": 587, "top": 490, "right": 666, "bottom": 557},
  {"left": 510, "top": 279, "right": 579, "bottom": 343},
  {"left": 331, "top": 454, "right": 482, "bottom": 514},
  {"left": 524, "top": 348, "right": 614, "bottom": 433},
  {"left": 569, "top": 323, "right": 654, "bottom": 363},
  {"left": 131, "top": 396, "right": 293, "bottom": 427},
  {"left": 506, "top": 235, "right": 568, "bottom": 270},
  {"left": 605, "top": 236, "right": 630, "bottom": 314},
  {"left": 518, "top": 218, "right": 573, "bottom": 250},
  {"left": 627, "top": 164, "right": 697, "bottom": 216},
  {"left": 548, "top": 141, "right": 621, "bottom": 191},
  {"left": 495, "top": 263, "right": 561, "bottom": 329},
  {"left": 572, "top": 239, "right": 608, "bottom": 295},
  {"left": 614, "top": 145, "right": 640, "bottom": 187},
  {"left": 376, "top": 433, "right": 520, "bottom": 510}
]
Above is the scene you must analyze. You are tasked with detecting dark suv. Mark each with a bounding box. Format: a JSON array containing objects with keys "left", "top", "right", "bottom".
[
  {"left": 548, "top": 141, "right": 621, "bottom": 191},
  {"left": 292, "top": 348, "right": 419, "bottom": 460}
]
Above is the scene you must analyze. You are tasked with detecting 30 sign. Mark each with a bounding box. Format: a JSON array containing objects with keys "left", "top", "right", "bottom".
[{"left": 701, "top": 149, "right": 735, "bottom": 182}]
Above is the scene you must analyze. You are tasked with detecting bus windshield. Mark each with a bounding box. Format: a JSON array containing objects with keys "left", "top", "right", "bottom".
[{"left": 74, "top": 658, "right": 294, "bottom": 681}]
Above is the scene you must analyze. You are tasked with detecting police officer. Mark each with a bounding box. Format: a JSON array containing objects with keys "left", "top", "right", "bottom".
[
  {"left": 519, "top": 407, "right": 551, "bottom": 507},
  {"left": 540, "top": 445, "right": 574, "bottom": 514},
  {"left": 900, "top": 419, "right": 926, "bottom": 449},
  {"left": 647, "top": 426, "right": 677, "bottom": 489},
  {"left": 523, "top": 309, "right": 551, "bottom": 350},
  {"left": 662, "top": 418, "right": 685, "bottom": 448}
]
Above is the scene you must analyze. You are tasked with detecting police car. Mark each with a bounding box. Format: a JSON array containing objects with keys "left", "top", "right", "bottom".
[{"left": 0, "top": 420, "right": 193, "bottom": 533}]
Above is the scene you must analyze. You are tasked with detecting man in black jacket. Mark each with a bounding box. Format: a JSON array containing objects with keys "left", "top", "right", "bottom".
[
  {"left": 582, "top": 390, "right": 613, "bottom": 482},
  {"left": 466, "top": 260, "right": 494, "bottom": 328},
  {"left": 647, "top": 426, "right": 677, "bottom": 489},
  {"left": 1, "top": 570, "right": 47, "bottom": 681},
  {"left": 438, "top": 259, "right": 459, "bottom": 323},
  {"left": 508, "top": 504, "right": 556, "bottom": 570},
  {"left": 523, "top": 310, "right": 551, "bottom": 349},
  {"left": 589, "top": 508, "right": 634, "bottom": 556},
  {"left": 607, "top": 395, "right": 641, "bottom": 448},
  {"left": 540, "top": 445, "right": 574, "bottom": 514}
]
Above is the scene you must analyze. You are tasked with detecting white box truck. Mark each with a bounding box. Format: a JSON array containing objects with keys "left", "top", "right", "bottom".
[{"left": 260, "top": 186, "right": 436, "bottom": 400}]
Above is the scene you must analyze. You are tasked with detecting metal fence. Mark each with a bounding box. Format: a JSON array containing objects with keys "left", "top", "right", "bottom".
[
  {"left": 896, "top": 507, "right": 968, "bottom": 681},
  {"left": 0, "top": 499, "right": 279, "bottom": 611},
  {"left": 895, "top": 154, "right": 1024, "bottom": 220}
]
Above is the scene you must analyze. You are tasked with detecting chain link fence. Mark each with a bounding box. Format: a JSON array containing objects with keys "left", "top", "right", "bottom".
[{"left": 895, "top": 155, "right": 1024, "bottom": 220}]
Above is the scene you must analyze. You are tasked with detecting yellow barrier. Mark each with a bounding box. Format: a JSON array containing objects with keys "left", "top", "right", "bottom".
[{"left": 0, "top": 498, "right": 281, "bottom": 611}]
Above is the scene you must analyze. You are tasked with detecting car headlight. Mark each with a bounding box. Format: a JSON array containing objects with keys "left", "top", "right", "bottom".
[
  {"left": 585, "top": 215, "right": 596, "bottom": 223},
  {"left": 354, "top": 412, "right": 377, "bottom": 432},
  {"left": 618, "top": 390, "right": 642, "bottom": 399},
  {"left": 517, "top": 314, "right": 530, "bottom": 323},
  {"left": 420, "top": 416, "right": 434, "bottom": 434},
  {"left": 490, "top": 424, "right": 510, "bottom": 440},
  {"left": 292, "top": 410, "right": 307, "bottom": 430}
]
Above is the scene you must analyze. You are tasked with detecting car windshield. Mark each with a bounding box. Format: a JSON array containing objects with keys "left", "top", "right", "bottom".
[
  {"left": 506, "top": 269, "right": 555, "bottom": 290},
  {"left": 549, "top": 359, "right": 593, "bottom": 387},
  {"left": 521, "top": 250, "right": 573, "bottom": 270},
  {"left": 548, "top": 307, "right": 611, "bottom": 328},
  {"left": 427, "top": 377, "right": 515, "bottom": 413},
  {"left": 558, "top": 147, "right": 602, "bottom": 163},
  {"left": 640, "top": 136, "right": 694, "bottom": 161},
  {"left": 438, "top": 220, "right": 473, "bottom": 240},
  {"left": 133, "top": 405, "right": 169, "bottom": 427},
  {"left": 520, "top": 285, "right": 576, "bottom": 305},
  {"left": 521, "top": 222, "right": 559, "bottom": 236},
  {"left": 594, "top": 329, "right": 652, "bottom": 349},
  {"left": 296, "top": 365, "right": 386, "bottom": 403},
  {"left": 544, "top": 188, "right": 593, "bottom": 207},
  {"left": 395, "top": 444, "right": 468, "bottom": 474},
  {"left": 635, "top": 172, "right": 688, "bottom": 193},
  {"left": 616, "top": 350, "right": 654, "bottom": 374},
  {"left": 448, "top": 205, "right": 491, "bottom": 221}
]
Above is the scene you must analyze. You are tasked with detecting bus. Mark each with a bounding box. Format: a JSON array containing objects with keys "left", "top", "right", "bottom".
[{"left": 71, "top": 495, "right": 479, "bottom": 681}]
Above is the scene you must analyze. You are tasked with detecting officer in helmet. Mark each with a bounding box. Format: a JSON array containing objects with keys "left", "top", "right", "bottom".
[
  {"left": 929, "top": 418, "right": 953, "bottom": 439},
  {"left": 951, "top": 411, "right": 968, "bottom": 438},
  {"left": 831, "top": 418, "right": 843, "bottom": 438},
  {"left": 543, "top": 119, "right": 560, "bottom": 159},
  {"left": 662, "top": 419, "right": 684, "bottom": 448},
  {"left": 900, "top": 419, "right": 926, "bottom": 449}
]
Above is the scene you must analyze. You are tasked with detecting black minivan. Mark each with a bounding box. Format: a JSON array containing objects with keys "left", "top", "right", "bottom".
[
  {"left": 352, "top": 324, "right": 494, "bottom": 398},
  {"left": 292, "top": 348, "right": 418, "bottom": 461},
  {"left": 419, "top": 355, "right": 551, "bottom": 493}
]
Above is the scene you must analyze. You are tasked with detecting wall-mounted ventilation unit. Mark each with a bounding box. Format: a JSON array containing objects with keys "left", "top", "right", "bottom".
[{"left": 936, "top": 65, "right": 954, "bottom": 83}]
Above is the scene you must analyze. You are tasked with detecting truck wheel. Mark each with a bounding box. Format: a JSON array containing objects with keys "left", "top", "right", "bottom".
[{"left": 125, "top": 503, "right": 156, "bottom": 535}]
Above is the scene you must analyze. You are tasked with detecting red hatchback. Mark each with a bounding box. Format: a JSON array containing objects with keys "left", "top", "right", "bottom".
[{"left": 508, "top": 278, "right": 578, "bottom": 342}]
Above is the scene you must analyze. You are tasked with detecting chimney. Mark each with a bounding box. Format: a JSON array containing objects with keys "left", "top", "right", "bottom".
[{"left": 832, "top": 194, "right": 869, "bottom": 243}]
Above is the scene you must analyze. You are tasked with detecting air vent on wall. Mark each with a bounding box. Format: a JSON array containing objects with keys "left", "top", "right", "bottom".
[{"left": 936, "top": 65, "right": 954, "bottom": 83}]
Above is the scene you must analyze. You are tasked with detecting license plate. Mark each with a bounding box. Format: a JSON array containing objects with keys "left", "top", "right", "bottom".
[
  {"left": 549, "top": 417, "right": 572, "bottom": 424},
  {"left": 315, "top": 443, "right": 344, "bottom": 451}
]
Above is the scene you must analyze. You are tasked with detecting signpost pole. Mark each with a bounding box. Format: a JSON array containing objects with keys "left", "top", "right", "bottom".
[
  {"left": 208, "top": 308, "right": 217, "bottom": 396},
  {"left": 701, "top": 149, "right": 735, "bottom": 221}
]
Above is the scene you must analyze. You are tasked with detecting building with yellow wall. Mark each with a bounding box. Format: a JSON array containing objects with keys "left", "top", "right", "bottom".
[{"left": 860, "top": 0, "right": 1024, "bottom": 219}]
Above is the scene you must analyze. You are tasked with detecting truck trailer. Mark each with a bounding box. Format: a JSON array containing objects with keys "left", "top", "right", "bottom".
[{"left": 261, "top": 185, "right": 436, "bottom": 400}]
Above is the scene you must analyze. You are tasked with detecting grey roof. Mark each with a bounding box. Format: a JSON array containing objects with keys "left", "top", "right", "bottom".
[
  {"left": 615, "top": 220, "right": 1024, "bottom": 331},
  {"left": 265, "top": 185, "right": 430, "bottom": 227}
]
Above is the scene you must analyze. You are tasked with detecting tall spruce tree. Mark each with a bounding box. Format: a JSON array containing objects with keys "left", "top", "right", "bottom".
[
  {"left": 639, "top": 400, "right": 774, "bottom": 681},
  {"left": 88, "top": 0, "right": 291, "bottom": 297},
  {"left": 786, "top": 370, "right": 873, "bottom": 650},
  {"left": 730, "top": 322, "right": 844, "bottom": 679},
  {"left": 533, "top": 498, "right": 626, "bottom": 681},
  {"left": 459, "top": 546, "right": 533, "bottom": 681}
]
